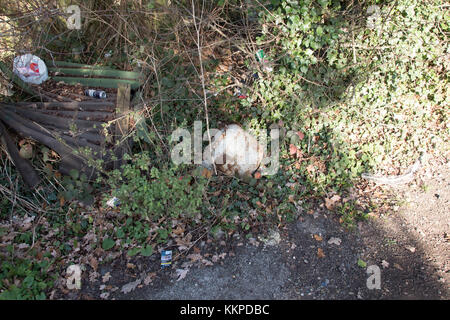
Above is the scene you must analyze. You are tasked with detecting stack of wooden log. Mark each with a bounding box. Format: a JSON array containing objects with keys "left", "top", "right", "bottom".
[{"left": 0, "top": 60, "right": 141, "bottom": 188}]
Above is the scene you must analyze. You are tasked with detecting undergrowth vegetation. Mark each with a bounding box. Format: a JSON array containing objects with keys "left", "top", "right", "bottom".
[{"left": 0, "top": 0, "right": 448, "bottom": 299}]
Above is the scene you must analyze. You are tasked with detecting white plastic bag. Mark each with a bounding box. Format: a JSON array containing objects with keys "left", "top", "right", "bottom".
[{"left": 13, "top": 54, "right": 48, "bottom": 85}]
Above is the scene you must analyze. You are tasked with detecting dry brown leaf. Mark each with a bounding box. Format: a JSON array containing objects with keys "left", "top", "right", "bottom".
[
  {"left": 102, "top": 272, "right": 111, "bottom": 283},
  {"left": 144, "top": 272, "right": 156, "bottom": 285},
  {"left": 394, "top": 263, "right": 404, "bottom": 271},
  {"left": 328, "top": 237, "right": 342, "bottom": 246},
  {"left": 289, "top": 144, "right": 298, "bottom": 156},
  {"left": 317, "top": 248, "right": 325, "bottom": 259},
  {"left": 176, "top": 268, "right": 189, "bottom": 281},
  {"left": 405, "top": 246, "right": 416, "bottom": 253},
  {"left": 201, "top": 168, "right": 213, "bottom": 178},
  {"left": 325, "top": 195, "right": 341, "bottom": 210},
  {"left": 89, "top": 271, "right": 99, "bottom": 282},
  {"left": 202, "top": 259, "right": 213, "bottom": 266},
  {"left": 173, "top": 225, "right": 184, "bottom": 235},
  {"left": 306, "top": 164, "right": 315, "bottom": 173},
  {"left": 120, "top": 279, "right": 141, "bottom": 294},
  {"left": 100, "top": 292, "right": 110, "bottom": 299},
  {"left": 314, "top": 234, "right": 323, "bottom": 242},
  {"left": 89, "top": 257, "right": 98, "bottom": 271},
  {"left": 187, "top": 253, "right": 202, "bottom": 262}
]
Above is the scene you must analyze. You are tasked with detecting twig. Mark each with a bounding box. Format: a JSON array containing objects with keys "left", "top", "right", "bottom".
[{"left": 191, "top": 0, "right": 216, "bottom": 175}]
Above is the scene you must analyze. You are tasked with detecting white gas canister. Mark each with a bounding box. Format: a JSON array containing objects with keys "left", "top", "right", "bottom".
[{"left": 203, "top": 124, "right": 264, "bottom": 178}]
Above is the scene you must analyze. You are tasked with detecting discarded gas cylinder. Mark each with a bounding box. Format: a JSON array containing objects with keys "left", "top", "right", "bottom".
[
  {"left": 85, "top": 89, "right": 107, "bottom": 99},
  {"left": 161, "top": 250, "right": 172, "bottom": 268},
  {"left": 202, "top": 124, "right": 264, "bottom": 178}
]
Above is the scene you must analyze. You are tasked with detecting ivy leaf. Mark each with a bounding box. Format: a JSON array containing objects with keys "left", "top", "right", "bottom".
[
  {"left": 69, "top": 169, "right": 79, "bottom": 180},
  {"left": 102, "top": 238, "right": 115, "bottom": 250},
  {"left": 128, "top": 247, "right": 141, "bottom": 257},
  {"left": 140, "top": 246, "right": 153, "bottom": 257},
  {"left": 357, "top": 259, "right": 367, "bottom": 268}
]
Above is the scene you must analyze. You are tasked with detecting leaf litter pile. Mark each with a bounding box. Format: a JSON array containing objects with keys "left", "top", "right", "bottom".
[{"left": 32, "top": 79, "right": 117, "bottom": 102}]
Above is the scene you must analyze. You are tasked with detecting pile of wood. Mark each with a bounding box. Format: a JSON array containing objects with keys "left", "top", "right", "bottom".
[{"left": 0, "top": 61, "right": 140, "bottom": 188}]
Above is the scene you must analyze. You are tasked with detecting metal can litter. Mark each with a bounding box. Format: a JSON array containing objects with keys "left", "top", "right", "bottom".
[
  {"left": 85, "top": 89, "right": 107, "bottom": 99},
  {"left": 161, "top": 250, "right": 172, "bottom": 268}
]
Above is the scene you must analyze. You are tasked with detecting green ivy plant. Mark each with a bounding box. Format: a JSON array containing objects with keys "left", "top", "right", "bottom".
[{"left": 106, "top": 152, "right": 206, "bottom": 221}]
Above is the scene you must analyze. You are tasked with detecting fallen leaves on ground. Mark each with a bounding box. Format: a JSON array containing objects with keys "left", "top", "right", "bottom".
[
  {"left": 211, "top": 253, "right": 227, "bottom": 263},
  {"left": 144, "top": 272, "right": 156, "bottom": 285},
  {"left": 289, "top": 144, "right": 298, "bottom": 156},
  {"left": 296, "top": 131, "right": 305, "bottom": 140},
  {"left": 176, "top": 268, "right": 189, "bottom": 281},
  {"left": 324, "top": 195, "right": 341, "bottom": 210},
  {"left": 100, "top": 292, "right": 110, "bottom": 299},
  {"left": 327, "top": 237, "right": 342, "bottom": 246},
  {"left": 102, "top": 272, "right": 111, "bottom": 283},
  {"left": 89, "top": 271, "right": 100, "bottom": 282},
  {"left": 317, "top": 248, "right": 325, "bottom": 259},
  {"left": 120, "top": 279, "right": 141, "bottom": 294},
  {"left": 187, "top": 253, "right": 202, "bottom": 262},
  {"left": 201, "top": 168, "right": 213, "bottom": 178},
  {"left": 89, "top": 257, "right": 98, "bottom": 271}
]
